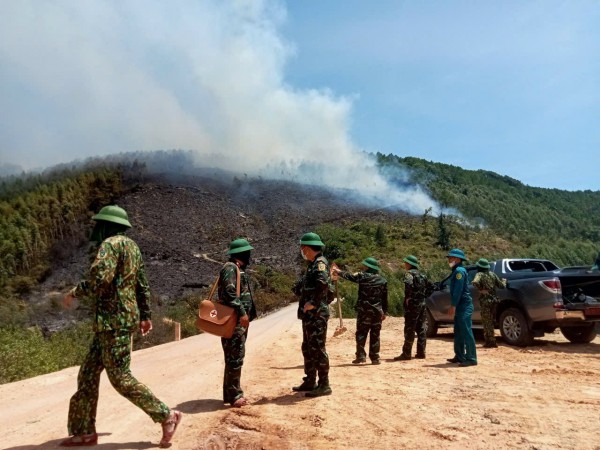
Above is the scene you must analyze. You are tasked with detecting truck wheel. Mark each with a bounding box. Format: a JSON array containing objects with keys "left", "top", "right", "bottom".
[
  {"left": 426, "top": 309, "right": 438, "bottom": 337},
  {"left": 499, "top": 308, "right": 533, "bottom": 347},
  {"left": 560, "top": 324, "right": 597, "bottom": 343}
]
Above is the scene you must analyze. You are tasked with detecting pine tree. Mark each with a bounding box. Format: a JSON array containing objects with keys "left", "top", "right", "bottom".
[
  {"left": 436, "top": 213, "right": 451, "bottom": 250},
  {"left": 375, "top": 224, "right": 387, "bottom": 247}
]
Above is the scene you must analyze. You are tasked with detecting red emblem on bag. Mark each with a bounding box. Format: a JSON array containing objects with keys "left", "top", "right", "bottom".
[{"left": 210, "top": 309, "right": 217, "bottom": 318}]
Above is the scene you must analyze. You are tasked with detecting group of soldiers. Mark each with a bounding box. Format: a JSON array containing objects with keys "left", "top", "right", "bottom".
[{"left": 59, "top": 204, "right": 507, "bottom": 447}]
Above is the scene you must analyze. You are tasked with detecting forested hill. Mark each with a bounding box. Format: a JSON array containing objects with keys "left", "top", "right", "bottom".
[
  {"left": 378, "top": 154, "right": 600, "bottom": 265},
  {"left": 1, "top": 150, "right": 599, "bottom": 383}
]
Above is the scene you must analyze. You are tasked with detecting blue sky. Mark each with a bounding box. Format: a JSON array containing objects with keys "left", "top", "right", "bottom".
[
  {"left": 283, "top": 1, "right": 600, "bottom": 190},
  {"left": 0, "top": 0, "right": 598, "bottom": 193}
]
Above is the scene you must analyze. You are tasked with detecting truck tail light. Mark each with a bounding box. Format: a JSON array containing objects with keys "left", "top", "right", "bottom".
[{"left": 539, "top": 278, "right": 561, "bottom": 294}]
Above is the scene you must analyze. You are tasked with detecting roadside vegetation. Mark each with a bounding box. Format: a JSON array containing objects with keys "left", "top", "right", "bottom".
[{"left": 1, "top": 151, "right": 598, "bottom": 383}]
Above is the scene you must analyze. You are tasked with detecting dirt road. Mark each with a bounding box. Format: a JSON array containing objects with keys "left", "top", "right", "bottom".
[{"left": 2, "top": 304, "right": 600, "bottom": 450}]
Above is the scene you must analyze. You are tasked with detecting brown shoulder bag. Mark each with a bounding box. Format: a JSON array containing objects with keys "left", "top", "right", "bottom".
[{"left": 195, "top": 266, "right": 239, "bottom": 338}]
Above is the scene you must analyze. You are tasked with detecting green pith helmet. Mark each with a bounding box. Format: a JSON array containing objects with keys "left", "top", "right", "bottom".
[
  {"left": 476, "top": 258, "right": 491, "bottom": 270},
  {"left": 227, "top": 238, "right": 254, "bottom": 255},
  {"left": 447, "top": 248, "right": 467, "bottom": 260},
  {"left": 299, "top": 232, "right": 325, "bottom": 247},
  {"left": 403, "top": 255, "right": 420, "bottom": 269},
  {"left": 92, "top": 205, "right": 132, "bottom": 228},
  {"left": 361, "top": 257, "right": 380, "bottom": 271}
]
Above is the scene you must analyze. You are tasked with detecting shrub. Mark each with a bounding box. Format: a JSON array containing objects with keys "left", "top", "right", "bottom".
[{"left": 0, "top": 322, "right": 93, "bottom": 384}]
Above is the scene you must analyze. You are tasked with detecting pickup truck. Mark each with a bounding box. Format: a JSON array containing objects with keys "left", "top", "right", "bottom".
[{"left": 425, "top": 258, "right": 600, "bottom": 346}]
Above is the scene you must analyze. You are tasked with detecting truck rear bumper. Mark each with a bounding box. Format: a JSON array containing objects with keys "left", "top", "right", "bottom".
[{"left": 555, "top": 310, "right": 586, "bottom": 321}]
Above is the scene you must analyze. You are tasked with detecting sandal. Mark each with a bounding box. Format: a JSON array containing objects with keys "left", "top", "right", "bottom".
[
  {"left": 232, "top": 397, "right": 248, "bottom": 408},
  {"left": 59, "top": 433, "right": 98, "bottom": 447},
  {"left": 159, "top": 410, "right": 182, "bottom": 448}
]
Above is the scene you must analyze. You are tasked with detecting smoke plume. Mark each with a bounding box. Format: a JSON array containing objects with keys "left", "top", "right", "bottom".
[{"left": 0, "top": 0, "right": 437, "bottom": 214}]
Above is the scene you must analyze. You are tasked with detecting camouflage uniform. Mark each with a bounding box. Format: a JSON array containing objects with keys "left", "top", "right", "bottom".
[
  {"left": 297, "top": 254, "right": 331, "bottom": 388},
  {"left": 472, "top": 270, "right": 506, "bottom": 347},
  {"left": 218, "top": 261, "right": 257, "bottom": 405},
  {"left": 401, "top": 269, "right": 429, "bottom": 358},
  {"left": 67, "top": 234, "right": 170, "bottom": 436},
  {"left": 338, "top": 270, "right": 388, "bottom": 362}
]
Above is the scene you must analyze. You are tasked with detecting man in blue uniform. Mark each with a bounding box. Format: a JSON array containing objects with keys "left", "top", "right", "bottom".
[{"left": 446, "top": 248, "right": 477, "bottom": 367}]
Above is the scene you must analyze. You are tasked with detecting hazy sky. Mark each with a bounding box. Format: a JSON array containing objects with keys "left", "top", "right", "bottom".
[{"left": 0, "top": 0, "right": 598, "bottom": 192}]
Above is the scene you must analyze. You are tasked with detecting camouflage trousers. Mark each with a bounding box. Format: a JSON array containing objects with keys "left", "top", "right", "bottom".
[
  {"left": 355, "top": 312, "right": 382, "bottom": 362},
  {"left": 301, "top": 313, "right": 329, "bottom": 386},
  {"left": 402, "top": 300, "right": 427, "bottom": 357},
  {"left": 67, "top": 330, "right": 170, "bottom": 435},
  {"left": 480, "top": 297, "right": 497, "bottom": 345},
  {"left": 221, "top": 325, "right": 248, "bottom": 405}
]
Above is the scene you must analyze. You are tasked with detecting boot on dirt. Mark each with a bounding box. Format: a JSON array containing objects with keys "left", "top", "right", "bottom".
[
  {"left": 415, "top": 353, "right": 426, "bottom": 359},
  {"left": 292, "top": 378, "right": 317, "bottom": 392},
  {"left": 393, "top": 354, "right": 411, "bottom": 361},
  {"left": 352, "top": 358, "right": 367, "bottom": 364},
  {"left": 371, "top": 359, "right": 381, "bottom": 365},
  {"left": 483, "top": 342, "right": 498, "bottom": 348},
  {"left": 305, "top": 384, "right": 332, "bottom": 397}
]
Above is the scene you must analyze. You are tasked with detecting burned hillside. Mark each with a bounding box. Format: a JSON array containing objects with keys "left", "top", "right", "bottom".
[{"left": 39, "top": 171, "right": 409, "bottom": 304}]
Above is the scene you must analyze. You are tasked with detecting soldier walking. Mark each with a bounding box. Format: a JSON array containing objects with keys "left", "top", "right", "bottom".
[
  {"left": 61, "top": 205, "right": 181, "bottom": 448},
  {"left": 472, "top": 258, "right": 506, "bottom": 348},
  {"left": 291, "top": 232, "right": 333, "bottom": 397},
  {"left": 218, "top": 238, "right": 257, "bottom": 407},
  {"left": 446, "top": 248, "right": 478, "bottom": 367},
  {"left": 333, "top": 257, "right": 388, "bottom": 365},
  {"left": 395, "top": 255, "right": 431, "bottom": 361}
]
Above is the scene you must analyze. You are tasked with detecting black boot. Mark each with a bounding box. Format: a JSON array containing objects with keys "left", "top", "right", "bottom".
[
  {"left": 292, "top": 378, "right": 317, "bottom": 392},
  {"left": 305, "top": 383, "right": 332, "bottom": 397}
]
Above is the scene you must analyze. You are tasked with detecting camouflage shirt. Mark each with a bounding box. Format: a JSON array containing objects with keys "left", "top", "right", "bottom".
[
  {"left": 472, "top": 270, "right": 506, "bottom": 302},
  {"left": 218, "top": 262, "right": 257, "bottom": 321},
  {"left": 403, "top": 268, "right": 429, "bottom": 304},
  {"left": 298, "top": 254, "right": 331, "bottom": 318},
  {"left": 339, "top": 270, "right": 388, "bottom": 316},
  {"left": 72, "top": 234, "right": 151, "bottom": 332}
]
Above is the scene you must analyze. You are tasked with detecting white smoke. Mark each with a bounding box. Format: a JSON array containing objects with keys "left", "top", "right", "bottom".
[{"left": 0, "top": 0, "right": 437, "bottom": 214}]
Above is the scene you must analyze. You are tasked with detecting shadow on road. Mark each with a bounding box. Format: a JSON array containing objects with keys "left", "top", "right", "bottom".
[
  {"left": 333, "top": 363, "right": 376, "bottom": 368},
  {"left": 175, "top": 398, "right": 226, "bottom": 414},
  {"left": 507, "top": 339, "right": 600, "bottom": 355},
  {"left": 252, "top": 392, "right": 317, "bottom": 406},
  {"left": 269, "top": 364, "right": 304, "bottom": 370},
  {"left": 5, "top": 433, "right": 155, "bottom": 450},
  {"left": 423, "top": 363, "right": 462, "bottom": 369}
]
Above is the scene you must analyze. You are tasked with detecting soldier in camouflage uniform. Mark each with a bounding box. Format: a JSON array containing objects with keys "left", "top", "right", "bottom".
[
  {"left": 395, "top": 255, "right": 431, "bottom": 361},
  {"left": 291, "top": 232, "right": 333, "bottom": 397},
  {"left": 60, "top": 205, "right": 181, "bottom": 448},
  {"left": 333, "top": 257, "right": 388, "bottom": 365},
  {"left": 218, "top": 238, "right": 257, "bottom": 407},
  {"left": 472, "top": 258, "right": 506, "bottom": 348}
]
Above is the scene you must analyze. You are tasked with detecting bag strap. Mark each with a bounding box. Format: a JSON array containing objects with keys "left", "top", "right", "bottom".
[
  {"left": 207, "top": 274, "right": 220, "bottom": 300},
  {"left": 207, "top": 263, "right": 241, "bottom": 300}
]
